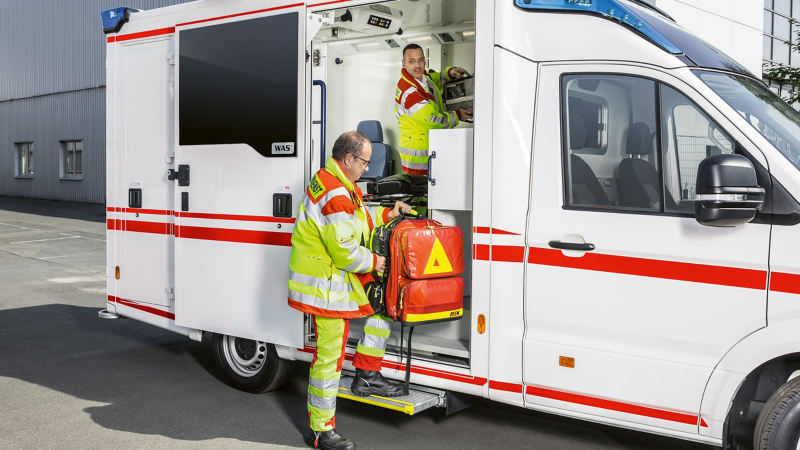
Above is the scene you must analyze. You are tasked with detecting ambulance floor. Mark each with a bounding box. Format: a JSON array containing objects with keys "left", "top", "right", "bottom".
[{"left": 0, "top": 196, "right": 717, "bottom": 450}]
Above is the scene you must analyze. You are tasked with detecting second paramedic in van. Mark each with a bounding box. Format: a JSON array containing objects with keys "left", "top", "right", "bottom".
[
  {"left": 288, "top": 131, "right": 412, "bottom": 450},
  {"left": 396, "top": 43, "right": 472, "bottom": 175}
]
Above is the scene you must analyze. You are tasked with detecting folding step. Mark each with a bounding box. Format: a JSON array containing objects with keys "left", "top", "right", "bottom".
[{"left": 337, "top": 374, "right": 444, "bottom": 415}]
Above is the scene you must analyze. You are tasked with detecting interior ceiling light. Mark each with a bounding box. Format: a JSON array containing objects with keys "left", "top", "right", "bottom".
[
  {"left": 356, "top": 42, "right": 381, "bottom": 48},
  {"left": 462, "top": 31, "right": 475, "bottom": 37},
  {"left": 407, "top": 35, "right": 433, "bottom": 43}
]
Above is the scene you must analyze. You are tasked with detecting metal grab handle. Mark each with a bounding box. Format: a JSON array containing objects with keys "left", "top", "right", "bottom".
[
  {"left": 548, "top": 240, "right": 595, "bottom": 251},
  {"left": 313, "top": 80, "right": 327, "bottom": 170},
  {"left": 428, "top": 151, "right": 436, "bottom": 186}
]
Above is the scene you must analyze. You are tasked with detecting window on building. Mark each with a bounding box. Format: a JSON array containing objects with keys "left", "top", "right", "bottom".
[
  {"left": 16, "top": 143, "right": 33, "bottom": 177},
  {"left": 62, "top": 141, "right": 83, "bottom": 179},
  {"left": 764, "top": 0, "right": 800, "bottom": 109}
]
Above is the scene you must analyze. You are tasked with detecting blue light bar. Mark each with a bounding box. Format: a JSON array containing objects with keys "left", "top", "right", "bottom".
[
  {"left": 514, "top": 0, "right": 682, "bottom": 54},
  {"left": 101, "top": 7, "right": 139, "bottom": 35}
]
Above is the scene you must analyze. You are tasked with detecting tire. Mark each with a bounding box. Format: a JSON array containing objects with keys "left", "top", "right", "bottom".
[
  {"left": 211, "top": 333, "right": 293, "bottom": 393},
  {"left": 753, "top": 375, "right": 800, "bottom": 450}
]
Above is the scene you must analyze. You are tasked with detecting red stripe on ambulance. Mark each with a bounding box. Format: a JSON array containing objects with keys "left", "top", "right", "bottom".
[
  {"left": 174, "top": 225, "right": 292, "bottom": 246},
  {"left": 489, "top": 380, "right": 523, "bottom": 393},
  {"left": 528, "top": 247, "right": 767, "bottom": 290},
  {"left": 176, "top": 211, "right": 295, "bottom": 223},
  {"left": 526, "top": 385, "right": 708, "bottom": 427},
  {"left": 108, "top": 295, "right": 175, "bottom": 320},
  {"left": 298, "top": 346, "right": 488, "bottom": 386},
  {"left": 770, "top": 271, "right": 800, "bottom": 295}
]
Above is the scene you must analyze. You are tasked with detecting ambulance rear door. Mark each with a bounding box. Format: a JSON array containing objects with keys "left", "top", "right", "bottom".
[{"left": 172, "top": 6, "right": 306, "bottom": 347}]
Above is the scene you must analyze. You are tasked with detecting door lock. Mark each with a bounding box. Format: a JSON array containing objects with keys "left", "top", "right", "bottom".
[{"left": 168, "top": 165, "right": 190, "bottom": 186}]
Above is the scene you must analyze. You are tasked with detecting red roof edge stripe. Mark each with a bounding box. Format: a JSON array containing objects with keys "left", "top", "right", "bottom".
[
  {"left": 309, "top": 0, "right": 357, "bottom": 8},
  {"left": 770, "top": 271, "right": 800, "bottom": 295},
  {"left": 176, "top": 3, "right": 304, "bottom": 27},
  {"left": 526, "top": 385, "right": 707, "bottom": 427},
  {"left": 529, "top": 247, "right": 766, "bottom": 291},
  {"left": 109, "top": 296, "right": 176, "bottom": 320},
  {"left": 113, "top": 27, "right": 175, "bottom": 43},
  {"left": 489, "top": 380, "right": 523, "bottom": 393}
]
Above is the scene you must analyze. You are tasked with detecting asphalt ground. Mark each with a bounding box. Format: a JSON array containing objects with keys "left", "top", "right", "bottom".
[{"left": 0, "top": 196, "right": 720, "bottom": 450}]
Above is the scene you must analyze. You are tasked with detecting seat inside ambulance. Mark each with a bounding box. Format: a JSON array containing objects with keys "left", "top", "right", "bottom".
[
  {"left": 357, "top": 120, "right": 391, "bottom": 181},
  {"left": 310, "top": 0, "right": 476, "bottom": 367}
]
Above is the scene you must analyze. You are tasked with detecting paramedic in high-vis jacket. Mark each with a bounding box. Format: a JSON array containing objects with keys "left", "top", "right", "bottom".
[
  {"left": 288, "top": 131, "right": 412, "bottom": 450},
  {"left": 395, "top": 43, "right": 472, "bottom": 175}
]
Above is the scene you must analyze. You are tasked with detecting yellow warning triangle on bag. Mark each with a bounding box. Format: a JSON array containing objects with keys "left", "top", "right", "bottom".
[{"left": 424, "top": 237, "right": 453, "bottom": 275}]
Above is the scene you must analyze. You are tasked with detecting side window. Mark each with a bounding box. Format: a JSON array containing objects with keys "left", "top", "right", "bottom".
[
  {"left": 660, "top": 85, "right": 734, "bottom": 214},
  {"left": 563, "top": 74, "right": 736, "bottom": 216},
  {"left": 179, "top": 13, "right": 299, "bottom": 157},
  {"left": 563, "top": 75, "right": 658, "bottom": 211}
]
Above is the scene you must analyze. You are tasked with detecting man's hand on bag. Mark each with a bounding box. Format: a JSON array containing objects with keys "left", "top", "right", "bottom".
[
  {"left": 375, "top": 255, "right": 386, "bottom": 273},
  {"left": 388, "top": 201, "right": 413, "bottom": 220},
  {"left": 449, "top": 67, "right": 467, "bottom": 79},
  {"left": 457, "top": 109, "right": 472, "bottom": 121}
]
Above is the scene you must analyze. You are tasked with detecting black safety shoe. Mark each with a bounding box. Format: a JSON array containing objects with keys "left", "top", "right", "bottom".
[
  {"left": 303, "top": 428, "right": 356, "bottom": 450},
  {"left": 350, "top": 368, "right": 405, "bottom": 398}
]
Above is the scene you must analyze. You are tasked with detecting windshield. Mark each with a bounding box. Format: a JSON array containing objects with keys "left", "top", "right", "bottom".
[{"left": 696, "top": 70, "right": 800, "bottom": 171}]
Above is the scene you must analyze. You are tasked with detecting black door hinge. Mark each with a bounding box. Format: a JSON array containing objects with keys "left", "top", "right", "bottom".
[{"left": 168, "top": 164, "right": 190, "bottom": 186}]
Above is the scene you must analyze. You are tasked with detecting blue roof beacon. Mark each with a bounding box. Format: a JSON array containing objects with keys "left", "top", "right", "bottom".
[
  {"left": 101, "top": 7, "right": 140, "bottom": 34},
  {"left": 514, "top": 0, "right": 682, "bottom": 54}
]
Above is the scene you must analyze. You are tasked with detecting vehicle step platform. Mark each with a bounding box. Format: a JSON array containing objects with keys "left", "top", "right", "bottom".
[{"left": 337, "top": 374, "right": 443, "bottom": 415}]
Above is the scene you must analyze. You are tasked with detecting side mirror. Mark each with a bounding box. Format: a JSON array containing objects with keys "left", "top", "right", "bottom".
[{"left": 695, "top": 154, "right": 765, "bottom": 227}]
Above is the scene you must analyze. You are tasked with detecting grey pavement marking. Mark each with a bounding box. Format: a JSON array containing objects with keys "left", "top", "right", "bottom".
[{"left": 38, "top": 251, "right": 105, "bottom": 260}]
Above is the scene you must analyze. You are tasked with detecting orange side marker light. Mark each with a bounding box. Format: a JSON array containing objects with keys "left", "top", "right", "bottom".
[
  {"left": 477, "top": 314, "right": 486, "bottom": 334},
  {"left": 115, "top": 266, "right": 120, "bottom": 280},
  {"left": 559, "top": 356, "right": 575, "bottom": 368}
]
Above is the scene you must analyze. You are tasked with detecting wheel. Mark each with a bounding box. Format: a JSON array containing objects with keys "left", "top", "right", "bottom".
[
  {"left": 211, "top": 333, "right": 293, "bottom": 393},
  {"left": 753, "top": 375, "right": 800, "bottom": 450}
]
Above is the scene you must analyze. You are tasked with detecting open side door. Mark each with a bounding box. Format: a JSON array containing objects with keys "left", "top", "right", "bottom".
[{"left": 173, "top": 7, "right": 306, "bottom": 347}]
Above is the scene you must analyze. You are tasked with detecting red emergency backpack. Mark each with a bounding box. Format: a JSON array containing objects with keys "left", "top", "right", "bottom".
[{"left": 367, "top": 215, "right": 464, "bottom": 326}]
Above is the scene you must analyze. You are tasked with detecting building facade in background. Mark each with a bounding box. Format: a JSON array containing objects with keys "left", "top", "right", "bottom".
[
  {"left": 0, "top": 0, "right": 789, "bottom": 203},
  {"left": 0, "top": 0, "right": 192, "bottom": 204}
]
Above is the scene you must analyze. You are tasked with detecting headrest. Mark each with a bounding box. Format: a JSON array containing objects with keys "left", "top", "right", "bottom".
[
  {"left": 357, "top": 121, "right": 383, "bottom": 143},
  {"left": 568, "top": 110, "right": 586, "bottom": 150},
  {"left": 627, "top": 122, "right": 653, "bottom": 155}
]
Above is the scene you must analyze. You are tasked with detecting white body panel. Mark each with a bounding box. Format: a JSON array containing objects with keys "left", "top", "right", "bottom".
[{"left": 103, "top": 0, "right": 800, "bottom": 446}]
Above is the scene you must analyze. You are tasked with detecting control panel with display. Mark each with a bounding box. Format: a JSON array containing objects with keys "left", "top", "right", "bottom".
[{"left": 367, "top": 14, "right": 392, "bottom": 29}]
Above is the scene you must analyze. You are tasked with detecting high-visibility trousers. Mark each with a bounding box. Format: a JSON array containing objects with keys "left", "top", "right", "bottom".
[
  {"left": 308, "top": 314, "right": 391, "bottom": 431},
  {"left": 353, "top": 314, "right": 392, "bottom": 371}
]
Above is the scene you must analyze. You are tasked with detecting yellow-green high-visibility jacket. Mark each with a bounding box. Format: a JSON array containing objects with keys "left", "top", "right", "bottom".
[
  {"left": 395, "top": 67, "right": 460, "bottom": 175},
  {"left": 287, "top": 157, "right": 391, "bottom": 319}
]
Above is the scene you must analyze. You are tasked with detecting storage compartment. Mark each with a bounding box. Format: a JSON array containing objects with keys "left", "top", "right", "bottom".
[
  {"left": 428, "top": 128, "right": 473, "bottom": 211},
  {"left": 307, "top": 0, "right": 476, "bottom": 366}
]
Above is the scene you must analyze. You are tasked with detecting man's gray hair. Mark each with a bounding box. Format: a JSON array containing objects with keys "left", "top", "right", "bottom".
[{"left": 331, "top": 131, "right": 370, "bottom": 162}]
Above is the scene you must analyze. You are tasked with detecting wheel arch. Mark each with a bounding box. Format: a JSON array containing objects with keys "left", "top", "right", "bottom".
[{"left": 701, "top": 319, "right": 800, "bottom": 448}]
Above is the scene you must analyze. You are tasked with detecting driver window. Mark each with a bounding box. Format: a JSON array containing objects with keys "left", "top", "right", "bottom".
[{"left": 660, "top": 85, "right": 734, "bottom": 214}]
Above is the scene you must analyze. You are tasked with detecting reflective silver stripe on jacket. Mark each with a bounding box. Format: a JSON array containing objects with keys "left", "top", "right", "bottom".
[
  {"left": 289, "top": 271, "right": 353, "bottom": 293},
  {"left": 289, "top": 290, "right": 361, "bottom": 312}
]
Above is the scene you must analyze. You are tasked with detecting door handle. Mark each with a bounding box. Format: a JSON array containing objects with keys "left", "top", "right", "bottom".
[{"left": 548, "top": 240, "right": 595, "bottom": 251}]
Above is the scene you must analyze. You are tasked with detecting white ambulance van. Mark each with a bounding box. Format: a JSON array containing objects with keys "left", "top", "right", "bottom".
[{"left": 101, "top": 0, "right": 800, "bottom": 447}]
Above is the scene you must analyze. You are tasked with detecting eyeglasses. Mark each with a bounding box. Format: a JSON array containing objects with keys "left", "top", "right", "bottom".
[{"left": 350, "top": 153, "right": 371, "bottom": 167}]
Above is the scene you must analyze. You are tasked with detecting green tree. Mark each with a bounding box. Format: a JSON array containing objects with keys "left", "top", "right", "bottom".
[{"left": 764, "top": 18, "right": 800, "bottom": 105}]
